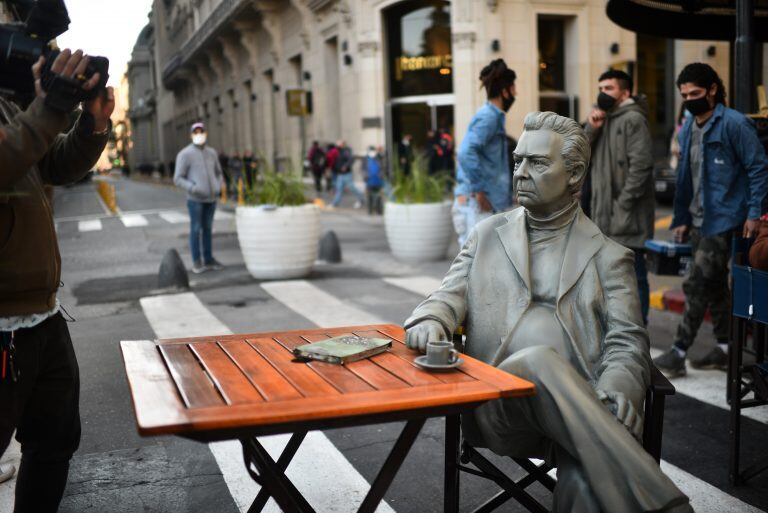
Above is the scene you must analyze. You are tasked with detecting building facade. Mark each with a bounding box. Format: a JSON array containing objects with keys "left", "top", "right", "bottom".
[{"left": 128, "top": 0, "right": 767, "bottom": 173}]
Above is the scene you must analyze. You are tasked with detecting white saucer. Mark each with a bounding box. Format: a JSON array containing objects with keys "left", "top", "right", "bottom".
[{"left": 414, "top": 355, "right": 464, "bottom": 371}]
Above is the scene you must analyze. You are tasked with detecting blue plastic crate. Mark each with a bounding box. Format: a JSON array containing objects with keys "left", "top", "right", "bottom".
[{"left": 644, "top": 240, "right": 693, "bottom": 276}]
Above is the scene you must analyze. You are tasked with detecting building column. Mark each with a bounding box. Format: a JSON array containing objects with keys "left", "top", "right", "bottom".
[
  {"left": 452, "top": 31, "right": 478, "bottom": 143},
  {"left": 234, "top": 20, "right": 261, "bottom": 154},
  {"left": 207, "top": 46, "right": 231, "bottom": 153},
  {"left": 357, "top": 40, "right": 384, "bottom": 150},
  {"left": 220, "top": 35, "right": 245, "bottom": 154}
]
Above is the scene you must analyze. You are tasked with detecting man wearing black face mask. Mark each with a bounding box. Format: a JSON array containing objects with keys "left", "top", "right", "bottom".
[
  {"left": 584, "top": 69, "right": 655, "bottom": 325},
  {"left": 654, "top": 63, "right": 768, "bottom": 377}
]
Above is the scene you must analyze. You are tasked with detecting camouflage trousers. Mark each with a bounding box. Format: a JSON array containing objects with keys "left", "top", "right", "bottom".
[{"left": 675, "top": 227, "right": 732, "bottom": 349}]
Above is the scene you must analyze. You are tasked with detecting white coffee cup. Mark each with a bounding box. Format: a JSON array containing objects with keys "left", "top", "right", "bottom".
[{"left": 426, "top": 340, "right": 459, "bottom": 366}]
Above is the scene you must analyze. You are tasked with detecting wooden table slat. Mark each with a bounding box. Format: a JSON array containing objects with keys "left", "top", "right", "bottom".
[
  {"left": 274, "top": 334, "right": 376, "bottom": 394},
  {"left": 220, "top": 340, "right": 303, "bottom": 402},
  {"left": 189, "top": 342, "right": 265, "bottom": 405},
  {"left": 354, "top": 328, "right": 476, "bottom": 385},
  {"left": 246, "top": 338, "right": 341, "bottom": 398},
  {"left": 159, "top": 344, "right": 225, "bottom": 408},
  {"left": 120, "top": 341, "right": 191, "bottom": 431}
]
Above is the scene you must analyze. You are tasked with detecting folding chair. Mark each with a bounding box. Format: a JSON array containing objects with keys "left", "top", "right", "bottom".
[
  {"left": 728, "top": 237, "right": 768, "bottom": 485},
  {"left": 444, "top": 332, "right": 675, "bottom": 513}
]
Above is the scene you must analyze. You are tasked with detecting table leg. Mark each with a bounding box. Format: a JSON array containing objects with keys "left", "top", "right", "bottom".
[
  {"left": 444, "top": 415, "right": 460, "bottom": 513},
  {"left": 357, "top": 419, "right": 426, "bottom": 513},
  {"left": 241, "top": 435, "right": 316, "bottom": 513},
  {"left": 246, "top": 432, "right": 308, "bottom": 513}
]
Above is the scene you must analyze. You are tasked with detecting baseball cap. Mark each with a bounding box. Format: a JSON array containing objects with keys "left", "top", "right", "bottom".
[{"left": 190, "top": 122, "right": 206, "bottom": 133}]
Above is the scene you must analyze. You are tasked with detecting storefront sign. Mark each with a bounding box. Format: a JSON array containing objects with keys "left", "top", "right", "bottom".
[
  {"left": 286, "top": 89, "right": 308, "bottom": 116},
  {"left": 394, "top": 54, "right": 452, "bottom": 81}
]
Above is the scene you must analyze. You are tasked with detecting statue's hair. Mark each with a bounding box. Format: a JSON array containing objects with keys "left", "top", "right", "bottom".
[{"left": 522, "top": 112, "right": 591, "bottom": 193}]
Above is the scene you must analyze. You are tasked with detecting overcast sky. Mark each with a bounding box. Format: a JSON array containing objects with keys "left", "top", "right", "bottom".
[{"left": 56, "top": 0, "right": 154, "bottom": 86}]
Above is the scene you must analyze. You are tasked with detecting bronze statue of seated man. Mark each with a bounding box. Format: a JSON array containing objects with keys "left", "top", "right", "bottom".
[{"left": 405, "top": 112, "right": 692, "bottom": 513}]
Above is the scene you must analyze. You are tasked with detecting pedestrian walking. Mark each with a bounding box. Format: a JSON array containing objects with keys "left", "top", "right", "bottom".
[
  {"left": 426, "top": 129, "right": 443, "bottom": 175},
  {"left": 307, "top": 141, "right": 326, "bottom": 194},
  {"left": 0, "top": 47, "right": 113, "bottom": 513},
  {"left": 331, "top": 140, "right": 365, "bottom": 208},
  {"left": 653, "top": 63, "right": 768, "bottom": 377},
  {"left": 363, "top": 146, "right": 384, "bottom": 215},
  {"left": 227, "top": 152, "right": 243, "bottom": 197},
  {"left": 397, "top": 134, "right": 414, "bottom": 175},
  {"left": 584, "top": 69, "right": 655, "bottom": 325},
  {"left": 243, "top": 149, "right": 258, "bottom": 189},
  {"left": 174, "top": 122, "right": 225, "bottom": 274},
  {"left": 325, "top": 143, "right": 339, "bottom": 192},
  {"left": 453, "top": 58, "right": 516, "bottom": 246}
]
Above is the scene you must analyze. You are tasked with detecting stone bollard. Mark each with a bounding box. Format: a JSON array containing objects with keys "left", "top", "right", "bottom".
[
  {"left": 318, "top": 230, "right": 342, "bottom": 263},
  {"left": 158, "top": 249, "right": 190, "bottom": 290}
]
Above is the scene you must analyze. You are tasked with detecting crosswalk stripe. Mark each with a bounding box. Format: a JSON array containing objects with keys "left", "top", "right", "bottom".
[
  {"left": 138, "top": 292, "right": 394, "bottom": 513},
  {"left": 78, "top": 219, "right": 102, "bottom": 232},
  {"left": 158, "top": 211, "right": 189, "bottom": 224},
  {"left": 649, "top": 348, "right": 768, "bottom": 424},
  {"left": 261, "top": 280, "right": 387, "bottom": 326},
  {"left": 661, "top": 461, "right": 763, "bottom": 513},
  {"left": 214, "top": 210, "right": 234, "bottom": 221},
  {"left": 119, "top": 213, "right": 149, "bottom": 227},
  {"left": 383, "top": 276, "right": 441, "bottom": 299}
]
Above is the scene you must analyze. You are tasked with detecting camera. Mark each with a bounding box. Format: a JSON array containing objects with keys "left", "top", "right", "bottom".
[{"left": 0, "top": 0, "right": 109, "bottom": 105}]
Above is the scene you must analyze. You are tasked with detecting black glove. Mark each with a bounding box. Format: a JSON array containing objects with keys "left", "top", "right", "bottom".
[{"left": 41, "top": 72, "right": 82, "bottom": 113}]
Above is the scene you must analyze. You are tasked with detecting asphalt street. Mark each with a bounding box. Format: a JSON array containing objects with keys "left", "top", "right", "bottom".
[{"left": 1, "top": 176, "right": 767, "bottom": 513}]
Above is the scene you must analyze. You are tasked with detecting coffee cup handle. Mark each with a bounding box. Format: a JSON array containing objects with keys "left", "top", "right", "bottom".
[{"left": 449, "top": 349, "right": 459, "bottom": 364}]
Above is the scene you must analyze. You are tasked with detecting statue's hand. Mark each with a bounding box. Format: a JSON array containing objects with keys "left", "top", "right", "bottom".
[
  {"left": 597, "top": 389, "right": 643, "bottom": 440},
  {"left": 405, "top": 320, "right": 448, "bottom": 353}
]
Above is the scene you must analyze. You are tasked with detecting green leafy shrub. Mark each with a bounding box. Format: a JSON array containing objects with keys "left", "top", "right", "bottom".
[
  {"left": 243, "top": 159, "right": 307, "bottom": 207},
  {"left": 391, "top": 157, "right": 451, "bottom": 204}
]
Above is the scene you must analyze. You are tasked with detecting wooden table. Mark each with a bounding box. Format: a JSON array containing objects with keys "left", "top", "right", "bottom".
[{"left": 120, "top": 324, "right": 534, "bottom": 513}]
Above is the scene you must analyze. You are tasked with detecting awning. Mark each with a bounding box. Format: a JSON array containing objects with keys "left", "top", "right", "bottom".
[{"left": 606, "top": 0, "right": 768, "bottom": 41}]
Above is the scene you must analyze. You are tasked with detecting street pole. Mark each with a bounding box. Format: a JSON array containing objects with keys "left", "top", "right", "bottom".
[{"left": 734, "top": 0, "right": 755, "bottom": 113}]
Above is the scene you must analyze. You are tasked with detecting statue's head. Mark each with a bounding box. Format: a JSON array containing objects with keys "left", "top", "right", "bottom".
[{"left": 513, "top": 112, "right": 590, "bottom": 217}]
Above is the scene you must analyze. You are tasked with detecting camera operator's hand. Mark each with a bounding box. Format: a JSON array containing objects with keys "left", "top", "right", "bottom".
[{"left": 32, "top": 50, "right": 112, "bottom": 125}]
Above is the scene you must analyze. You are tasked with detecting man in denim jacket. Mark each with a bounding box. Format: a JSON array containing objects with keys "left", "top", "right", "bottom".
[
  {"left": 453, "top": 60, "right": 517, "bottom": 246},
  {"left": 654, "top": 63, "right": 768, "bottom": 376}
]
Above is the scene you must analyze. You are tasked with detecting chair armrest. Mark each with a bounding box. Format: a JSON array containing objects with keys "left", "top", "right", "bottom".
[{"left": 649, "top": 365, "right": 675, "bottom": 396}]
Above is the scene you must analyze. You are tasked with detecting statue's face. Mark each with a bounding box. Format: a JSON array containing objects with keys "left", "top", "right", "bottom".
[{"left": 513, "top": 129, "right": 572, "bottom": 215}]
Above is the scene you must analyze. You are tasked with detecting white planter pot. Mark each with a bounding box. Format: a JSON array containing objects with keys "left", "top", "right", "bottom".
[
  {"left": 236, "top": 204, "right": 321, "bottom": 280},
  {"left": 384, "top": 201, "right": 453, "bottom": 262}
]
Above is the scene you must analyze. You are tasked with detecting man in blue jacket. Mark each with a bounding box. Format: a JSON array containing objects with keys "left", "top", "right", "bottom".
[
  {"left": 453, "top": 59, "right": 517, "bottom": 246},
  {"left": 654, "top": 63, "right": 768, "bottom": 376}
]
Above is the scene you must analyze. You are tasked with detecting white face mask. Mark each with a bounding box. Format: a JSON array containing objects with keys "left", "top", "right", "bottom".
[{"left": 192, "top": 133, "right": 207, "bottom": 146}]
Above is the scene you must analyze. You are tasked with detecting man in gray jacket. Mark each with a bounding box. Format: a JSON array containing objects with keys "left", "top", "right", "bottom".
[
  {"left": 584, "top": 70, "right": 655, "bottom": 325},
  {"left": 174, "top": 122, "right": 224, "bottom": 273}
]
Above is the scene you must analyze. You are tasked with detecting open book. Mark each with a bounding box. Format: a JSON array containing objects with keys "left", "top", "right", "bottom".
[{"left": 293, "top": 335, "right": 392, "bottom": 365}]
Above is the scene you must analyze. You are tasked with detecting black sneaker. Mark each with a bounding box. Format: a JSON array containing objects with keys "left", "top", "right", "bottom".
[
  {"left": 204, "top": 259, "right": 224, "bottom": 271},
  {"left": 689, "top": 346, "right": 728, "bottom": 370},
  {"left": 653, "top": 348, "right": 686, "bottom": 377}
]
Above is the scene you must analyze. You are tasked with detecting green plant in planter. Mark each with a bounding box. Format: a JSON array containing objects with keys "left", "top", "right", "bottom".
[
  {"left": 243, "top": 159, "right": 307, "bottom": 207},
  {"left": 391, "top": 157, "right": 452, "bottom": 204}
]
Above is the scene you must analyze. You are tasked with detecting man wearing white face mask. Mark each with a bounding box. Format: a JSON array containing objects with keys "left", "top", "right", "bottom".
[{"left": 174, "top": 122, "right": 224, "bottom": 273}]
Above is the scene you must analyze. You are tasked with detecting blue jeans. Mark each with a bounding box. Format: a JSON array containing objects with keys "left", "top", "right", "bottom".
[
  {"left": 332, "top": 173, "right": 365, "bottom": 206},
  {"left": 634, "top": 249, "right": 650, "bottom": 325},
  {"left": 187, "top": 199, "right": 216, "bottom": 265}
]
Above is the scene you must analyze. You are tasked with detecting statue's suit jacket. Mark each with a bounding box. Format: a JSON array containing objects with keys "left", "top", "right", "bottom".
[{"left": 405, "top": 206, "right": 651, "bottom": 411}]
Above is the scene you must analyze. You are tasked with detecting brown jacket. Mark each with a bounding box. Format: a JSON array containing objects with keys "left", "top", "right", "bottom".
[
  {"left": 0, "top": 97, "right": 109, "bottom": 316},
  {"left": 749, "top": 220, "right": 768, "bottom": 271}
]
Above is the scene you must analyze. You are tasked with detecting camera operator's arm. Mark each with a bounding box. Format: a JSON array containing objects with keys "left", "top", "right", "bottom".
[
  {"left": 37, "top": 52, "right": 114, "bottom": 185},
  {"left": 0, "top": 51, "right": 111, "bottom": 189}
]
